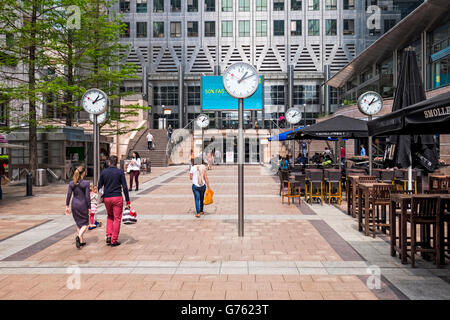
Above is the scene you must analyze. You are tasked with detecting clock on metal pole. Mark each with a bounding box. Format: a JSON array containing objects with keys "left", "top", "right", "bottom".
[
  {"left": 82, "top": 88, "right": 108, "bottom": 185},
  {"left": 286, "top": 107, "right": 302, "bottom": 125},
  {"left": 357, "top": 91, "right": 383, "bottom": 176},
  {"left": 196, "top": 114, "right": 210, "bottom": 129},
  {"left": 223, "top": 63, "right": 259, "bottom": 238}
]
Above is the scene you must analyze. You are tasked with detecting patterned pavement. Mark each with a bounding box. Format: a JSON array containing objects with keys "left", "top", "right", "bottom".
[{"left": 0, "top": 165, "right": 449, "bottom": 300}]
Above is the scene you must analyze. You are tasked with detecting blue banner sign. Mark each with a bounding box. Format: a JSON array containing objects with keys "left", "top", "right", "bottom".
[{"left": 201, "top": 76, "right": 263, "bottom": 110}]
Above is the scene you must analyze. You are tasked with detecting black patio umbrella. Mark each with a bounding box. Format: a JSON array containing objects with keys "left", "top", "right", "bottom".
[
  {"left": 286, "top": 115, "right": 368, "bottom": 140},
  {"left": 384, "top": 49, "right": 438, "bottom": 173},
  {"left": 368, "top": 91, "right": 450, "bottom": 136}
]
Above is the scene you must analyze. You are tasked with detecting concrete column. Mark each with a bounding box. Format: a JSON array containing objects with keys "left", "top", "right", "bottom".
[
  {"left": 287, "top": 65, "right": 294, "bottom": 113},
  {"left": 178, "top": 65, "right": 184, "bottom": 128},
  {"left": 324, "top": 64, "right": 331, "bottom": 115}
]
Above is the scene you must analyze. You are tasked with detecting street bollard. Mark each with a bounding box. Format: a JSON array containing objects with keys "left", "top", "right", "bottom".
[{"left": 26, "top": 171, "right": 33, "bottom": 196}]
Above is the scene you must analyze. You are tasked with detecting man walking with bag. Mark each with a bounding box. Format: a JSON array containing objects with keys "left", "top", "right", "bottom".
[
  {"left": 98, "top": 155, "right": 130, "bottom": 247},
  {"left": 146, "top": 131, "right": 154, "bottom": 150}
]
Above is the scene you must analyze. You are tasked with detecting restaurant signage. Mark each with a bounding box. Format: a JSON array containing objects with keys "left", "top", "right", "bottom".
[{"left": 423, "top": 105, "right": 450, "bottom": 119}]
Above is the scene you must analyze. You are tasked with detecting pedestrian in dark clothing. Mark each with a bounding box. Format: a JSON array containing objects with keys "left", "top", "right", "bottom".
[
  {"left": 98, "top": 155, "right": 130, "bottom": 247},
  {"left": 66, "top": 166, "right": 90, "bottom": 249}
]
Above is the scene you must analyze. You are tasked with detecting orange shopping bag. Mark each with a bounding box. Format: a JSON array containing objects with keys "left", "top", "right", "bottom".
[{"left": 204, "top": 188, "right": 214, "bottom": 205}]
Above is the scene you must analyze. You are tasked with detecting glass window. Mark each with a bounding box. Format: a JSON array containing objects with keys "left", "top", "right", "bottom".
[
  {"left": 187, "top": 21, "right": 198, "bottom": 37},
  {"left": 308, "top": 0, "right": 319, "bottom": 10},
  {"left": 153, "top": 86, "right": 179, "bottom": 106},
  {"left": 343, "top": 19, "right": 355, "bottom": 35},
  {"left": 343, "top": 0, "right": 354, "bottom": 10},
  {"left": 274, "top": 20, "right": 284, "bottom": 36},
  {"left": 325, "top": 19, "right": 336, "bottom": 36},
  {"left": 170, "top": 22, "right": 181, "bottom": 38},
  {"left": 256, "top": 0, "right": 267, "bottom": 11},
  {"left": 222, "top": 21, "right": 233, "bottom": 37},
  {"left": 121, "top": 22, "right": 130, "bottom": 38},
  {"left": 205, "top": 21, "right": 215, "bottom": 37},
  {"left": 136, "top": 0, "right": 147, "bottom": 13},
  {"left": 293, "top": 85, "right": 320, "bottom": 105},
  {"left": 153, "top": 22, "right": 164, "bottom": 38},
  {"left": 136, "top": 22, "right": 147, "bottom": 38},
  {"left": 273, "top": 0, "right": 284, "bottom": 11},
  {"left": 153, "top": 0, "right": 164, "bottom": 12},
  {"left": 239, "top": 0, "right": 250, "bottom": 11},
  {"left": 120, "top": 0, "right": 130, "bottom": 13},
  {"left": 187, "top": 0, "right": 198, "bottom": 12},
  {"left": 239, "top": 20, "right": 250, "bottom": 37},
  {"left": 256, "top": 20, "right": 267, "bottom": 37},
  {"left": 325, "top": 0, "right": 336, "bottom": 10},
  {"left": 171, "top": 0, "right": 181, "bottom": 12},
  {"left": 308, "top": 19, "right": 319, "bottom": 36},
  {"left": 384, "top": 19, "right": 397, "bottom": 33},
  {"left": 291, "top": 20, "right": 301, "bottom": 36},
  {"left": 222, "top": 0, "right": 232, "bottom": 11},
  {"left": 188, "top": 86, "right": 201, "bottom": 106},
  {"left": 264, "top": 85, "right": 285, "bottom": 105},
  {"left": 291, "top": 0, "right": 301, "bottom": 10},
  {"left": 430, "top": 58, "right": 449, "bottom": 89},
  {"left": 205, "top": 0, "right": 215, "bottom": 12}
]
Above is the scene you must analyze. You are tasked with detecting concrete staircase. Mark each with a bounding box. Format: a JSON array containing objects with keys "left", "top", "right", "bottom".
[{"left": 127, "top": 129, "right": 169, "bottom": 167}]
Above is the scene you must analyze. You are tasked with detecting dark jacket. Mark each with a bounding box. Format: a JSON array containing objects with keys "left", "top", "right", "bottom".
[{"left": 98, "top": 167, "right": 130, "bottom": 202}]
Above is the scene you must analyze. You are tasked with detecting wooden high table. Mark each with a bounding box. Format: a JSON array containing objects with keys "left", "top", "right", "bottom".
[
  {"left": 357, "top": 182, "right": 387, "bottom": 236},
  {"left": 347, "top": 175, "right": 366, "bottom": 218},
  {"left": 389, "top": 193, "right": 450, "bottom": 265}
]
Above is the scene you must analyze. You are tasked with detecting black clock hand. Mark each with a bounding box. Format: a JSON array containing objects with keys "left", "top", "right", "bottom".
[
  {"left": 240, "top": 73, "right": 255, "bottom": 82},
  {"left": 93, "top": 95, "right": 99, "bottom": 104},
  {"left": 368, "top": 98, "right": 375, "bottom": 106},
  {"left": 238, "top": 71, "right": 248, "bottom": 83}
]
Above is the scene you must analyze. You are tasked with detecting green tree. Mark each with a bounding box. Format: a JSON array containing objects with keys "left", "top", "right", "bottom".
[{"left": 0, "top": 0, "right": 147, "bottom": 174}]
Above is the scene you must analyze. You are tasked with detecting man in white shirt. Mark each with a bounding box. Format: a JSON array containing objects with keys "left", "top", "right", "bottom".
[{"left": 146, "top": 132, "right": 154, "bottom": 150}]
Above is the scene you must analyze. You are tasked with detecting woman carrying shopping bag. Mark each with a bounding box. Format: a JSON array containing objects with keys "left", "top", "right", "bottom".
[{"left": 189, "top": 163, "right": 211, "bottom": 218}]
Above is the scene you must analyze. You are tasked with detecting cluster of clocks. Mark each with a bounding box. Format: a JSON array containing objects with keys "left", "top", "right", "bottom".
[
  {"left": 165, "top": 61, "right": 383, "bottom": 129},
  {"left": 82, "top": 88, "right": 109, "bottom": 124}
]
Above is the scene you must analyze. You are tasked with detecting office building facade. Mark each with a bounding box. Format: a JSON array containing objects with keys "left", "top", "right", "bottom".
[{"left": 114, "top": 0, "right": 424, "bottom": 129}]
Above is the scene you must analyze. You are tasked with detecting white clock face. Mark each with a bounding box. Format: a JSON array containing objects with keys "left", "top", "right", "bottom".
[
  {"left": 82, "top": 89, "right": 108, "bottom": 115},
  {"left": 358, "top": 91, "right": 382, "bottom": 116},
  {"left": 89, "top": 112, "right": 107, "bottom": 125},
  {"left": 286, "top": 107, "right": 302, "bottom": 124},
  {"left": 223, "top": 63, "right": 259, "bottom": 99},
  {"left": 196, "top": 114, "right": 210, "bottom": 128}
]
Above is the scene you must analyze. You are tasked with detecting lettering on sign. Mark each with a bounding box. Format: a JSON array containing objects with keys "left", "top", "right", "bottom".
[{"left": 423, "top": 105, "right": 450, "bottom": 119}]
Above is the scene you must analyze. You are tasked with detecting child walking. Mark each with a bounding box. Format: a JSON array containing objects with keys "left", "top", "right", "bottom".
[{"left": 89, "top": 185, "right": 102, "bottom": 230}]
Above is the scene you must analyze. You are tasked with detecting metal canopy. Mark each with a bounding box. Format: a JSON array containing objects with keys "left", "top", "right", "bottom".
[{"left": 326, "top": 0, "right": 450, "bottom": 88}]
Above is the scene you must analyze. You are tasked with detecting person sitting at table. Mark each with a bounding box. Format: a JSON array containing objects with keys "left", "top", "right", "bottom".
[
  {"left": 279, "top": 156, "right": 290, "bottom": 172},
  {"left": 311, "top": 153, "right": 323, "bottom": 164},
  {"left": 296, "top": 153, "right": 308, "bottom": 165},
  {"left": 321, "top": 155, "right": 333, "bottom": 168}
]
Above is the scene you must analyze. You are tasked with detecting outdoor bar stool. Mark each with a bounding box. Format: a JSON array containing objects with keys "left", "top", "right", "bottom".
[
  {"left": 278, "top": 170, "right": 289, "bottom": 196},
  {"left": 408, "top": 196, "right": 442, "bottom": 268},
  {"left": 279, "top": 170, "right": 301, "bottom": 205},
  {"left": 324, "top": 169, "right": 342, "bottom": 204},
  {"left": 305, "top": 169, "right": 323, "bottom": 205},
  {"left": 380, "top": 170, "right": 395, "bottom": 184},
  {"left": 368, "top": 184, "right": 396, "bottom": 238}
]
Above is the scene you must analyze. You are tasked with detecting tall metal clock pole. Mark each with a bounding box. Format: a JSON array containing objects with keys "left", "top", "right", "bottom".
[
  {"left": 93, "top": 114, "right": 99, "bottom": 186},
  {"left": 82, "top": 88, "right": 108, "bottom": 187},
  {"left": 368, "top": 115, "right": 373, "bottom": 176},
  {"left": 357, "top": 91, "right": 383, "bottom": 178},
  {"left": 238, "top": 98, "right": 244, "bottom": 237},
  {"left": 223, "top": 63, "right": 259, "bottom": 238}
]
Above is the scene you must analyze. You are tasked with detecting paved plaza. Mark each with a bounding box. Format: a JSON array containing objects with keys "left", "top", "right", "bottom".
[{"left": 0, "top": 165, "right": 449, "bottom": 300}]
